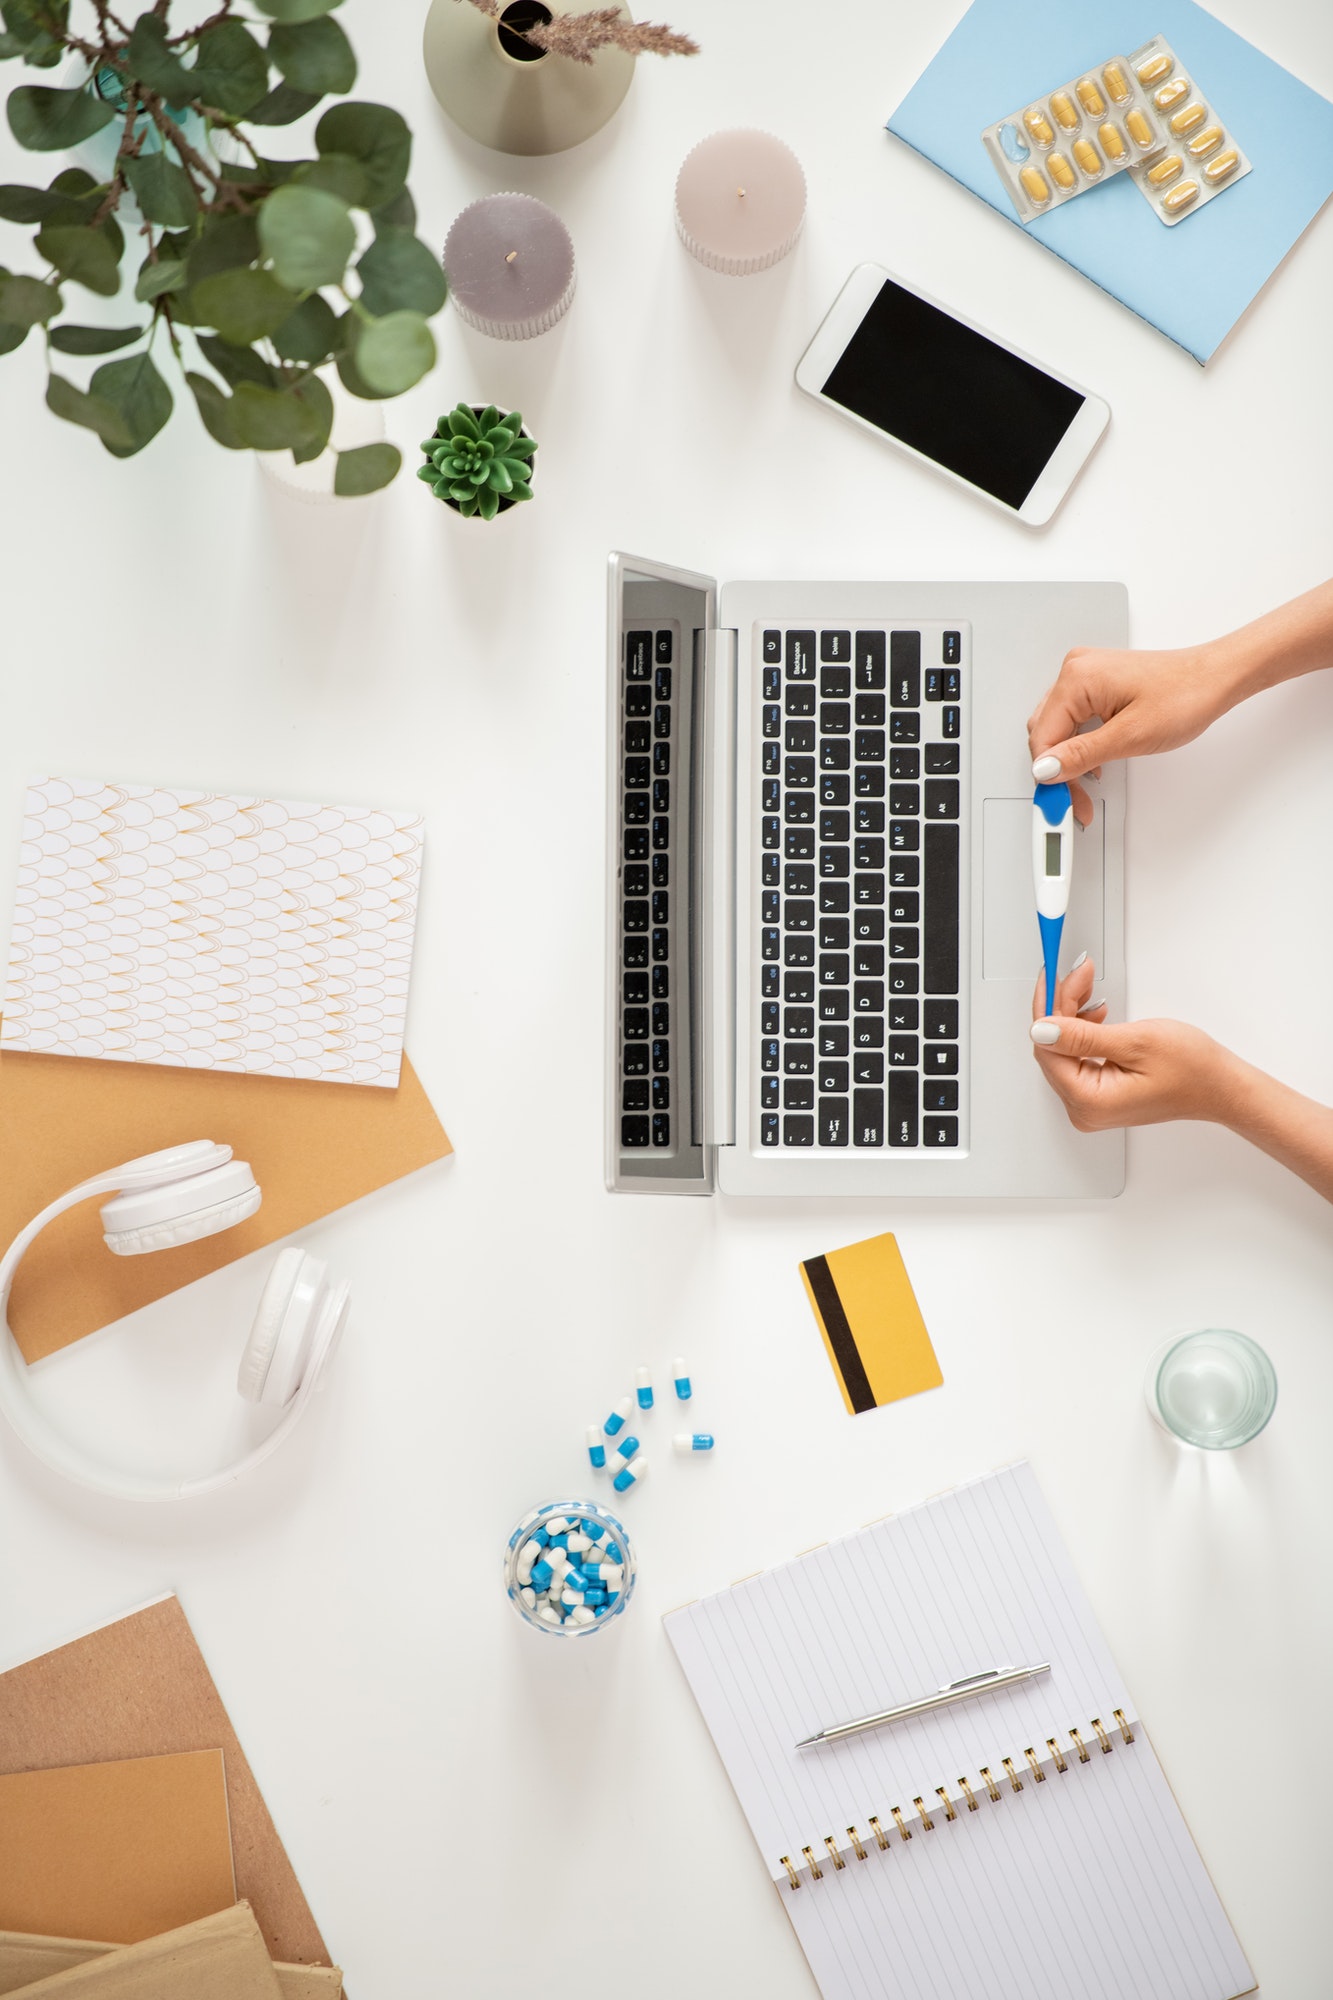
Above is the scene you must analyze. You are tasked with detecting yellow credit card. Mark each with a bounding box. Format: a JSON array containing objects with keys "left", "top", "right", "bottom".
[{"left": 800, "top": 1232, "right": 943, "bottom": 1415}]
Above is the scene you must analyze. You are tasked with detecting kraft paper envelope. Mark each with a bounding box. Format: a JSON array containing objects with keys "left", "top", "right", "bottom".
[
  {"left": 6, "top": 1905, "right": 281, "bottom": 2000},
  {"left": 0, "top": 1751, "right": 235, "bottom": 1946},
  {"left": 0, "top": 1036, "right": 451, "bottom": 1362},
  {"left": 0, "top": 1936, "right": 341, "bottom": 2000}
]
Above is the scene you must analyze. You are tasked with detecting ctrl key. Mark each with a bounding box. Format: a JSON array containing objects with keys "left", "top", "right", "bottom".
[{"left": 923, "top": 1116, "right": 959, "bottom": 1148}]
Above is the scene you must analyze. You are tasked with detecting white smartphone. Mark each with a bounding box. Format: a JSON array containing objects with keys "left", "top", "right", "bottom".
[{"left": 795, "top": 263, "right": 1110, "bottom": 528}]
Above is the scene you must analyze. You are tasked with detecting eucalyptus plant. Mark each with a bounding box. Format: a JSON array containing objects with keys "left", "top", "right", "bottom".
[{"left": 0, "top": 0, "right": 449, "bottom": 491}]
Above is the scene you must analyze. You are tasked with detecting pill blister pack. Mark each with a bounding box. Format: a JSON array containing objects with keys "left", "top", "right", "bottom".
[
  {"left": 1125, "top": 35, "right": 1252, "bottom": 225},
  {"left": 982, "top": 56, "right": 1167, "bottom": 223}
]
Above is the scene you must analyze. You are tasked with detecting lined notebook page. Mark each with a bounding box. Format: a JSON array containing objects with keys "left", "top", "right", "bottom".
[{"left": 665, "top": 1464, "right": 1253, "bottom": 2000}]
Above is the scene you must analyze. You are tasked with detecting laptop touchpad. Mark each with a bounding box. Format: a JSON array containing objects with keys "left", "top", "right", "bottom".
[{"left": 982, "top": 798, "right": 1104, "bottom": 981}]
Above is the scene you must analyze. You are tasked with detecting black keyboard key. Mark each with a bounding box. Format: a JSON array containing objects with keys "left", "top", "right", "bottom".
[
  {"left": 783, "top": 1045, "right": 814, "bottom": 1076},
  {"left": 821, "top": 917, "right": 850, "bottom": 949},
  {"left": 786, "top": 630, "right": 816, "bottom": 678},
  {"left": 763, "top": 665, "right": 782, "bottom": 699},
  {"left": 854, "top": 912, "right": 886, "bottom": 945},
  {"left": 623, "top": 936, "right": 648, "bottom": 969},
  {"left": 786, "top": 900, "right": 816, "bottom": 933},
  {"left": 889, "top": 856, "right": 919, "bottom": 888},
  {"left": 784, "top": 1007, "right": 815, "bottom": 1039},
  {"left": 785, "top": 756, "right": 816, "bottom": 788},
  {"left": 855, "top": 802, "right": 886, "bottom": 835},
  {"left": 889, "top": 1073, "right": 918, "bottom": 1148},
  {"left": 651, "top": 927, "right": 670, "bottom": 962},
  {"left": 889, "top": 713, "right": 921, "bottom": 743},
  {"left": 820, "top": 811, "right": 850, "bottom": 844},
  {"left": 784, "top": 1078, "right": 815, "bottom": 1110},
  {"left": 855, "top": 837, "right": 885, "bottom": 870},
  {"left": 761, "top": 1039, "right": 780, "bottom": 1071},
  {"left": 761, "top": 1001, "right": 780, "bottom": 1035},
  {"left": 627, "top": 632, "right": 652, "bottom": 678},
  {"left": 819, "top": 1060, "right": 849, "bottom": 1093},
  {"left": 942, "top": 705, "right": 960, "bottom": 739},
  {"left": 923, "top": 1079, "right": 958, "bottom": 1111},
  {"left": 889, "top": 784, "right": 919, "bottom": 817},
  {"left": 760, "top": 1076, "right": 779, "bottom": 1109},
  {"left": 853, "top": 875, "right": 885, "bottom": 906},
  {"left": 854, "top": 767, "right": 886, "bottom": 798},
  {"left": 624, "top": 827, "right": 649, "bottom": 860},
  {"left": 856, "top": 631, "right": 886, "bottom": 689},
  {"left": 925, "top": 779, "right": 959, "bottom": 821},
  {"left": 889, "top": 820, "right": 920, "bottom": 852},
  {"left": 762, "top": 779, "right": 781, "bottom": 812},
  {"left": 785, "top": 863, "right": 815, "bottom": 896},
  {"left": 653, "top": 963, "right": 669, "bottom": 997},
  {"left": 786, "top": 970, "right": 815, "bottom": 1003},
  {"left": 853, "top": 1050, "right": 884, "bottom": 1085},
  {"left": 819, "top": 952, "right": 849, "bottom": 987},
  {"left": 786, "top": 719, "right": 815, "bottom": 753},
  {"left": 854, "top": 981, "right": 884, "bottom": 1014},
  {"left": 623, "top": 1079, "right": 649, "bottom": 1110},
  {"left": 762, "top": 817, "right": 781, "bottom": 851},
  {"left": 853, "top": 1089, "right": 883, "bottom": 1147},
  {"left": 654, "top": 742, "right": 670, "bottom": 776},
  {"left": 654, "top": 704, "right": 671, "bottom": 738},
  {"left": 820, "top": 739, "right": 851, "bottom": 773},
  {"left": 924, "top": 1042, "right": 959, "bottom": 1075},
  {"left": 655, "top": 666, "right": 672, "bottom": 700},
  {"left": 623, "top": 1043, "right": 648, "bottom": 1076},
  {"left": 652, "top": 1006, "right": 672, "bottom": 1043},
  {"left": 626, "top": 685, "right": 651, "bottom": 717},
  {"left": 855, "top": 694, "right": 886, "bottom": 727},
  {"left": 784, "top": 1114, "right": 815, "bottom": 1146},
  {"left": 762, "top": 851, "right": 781, "bottom": 885},
  {"left": 763, "top": 629, "right": 782, "bottom": 663},
  {"left": 820, "top": 772, "right": 851, "bottom": 805},
  {"left": 625, "top": 720, "right": 650, "bottom": 755},
  {"left": 625, "top": 793, "right": 649, "bottom": 825},
  {"left": 943, "top": 630, "right": 961, "bottom": 664},
  {"left": 818, "top": 989, "right": 850, "bottom": 1021},
  {"left": 924, "top": 743, "right": 960, "bottom": 775},
  {"left": 652, "top": 1112, "right": 670, "bottom": 1147},
  {"left": 624, "top": 970, "right": 649, "bottom": 1004},
  {"left": 821, "top": 665, "right": 851, "bottom": 698},
  {"left": 786, "top": 826, "right": 814, "bottom": 859},
  {"left": 651, "top": 780, "right": 669, "bottom": 813},
  {"left": 819, "top": 846, "right": 850, "bottom": 880},
  {"left": 888, "top": 890, "right": 919, "bottom": 924},
  {"left": 889, "top": 927, "right": 919, "bottom": 960},
  {"left": 819, "top": 1098, "right": 850, "bottom": 1147},
  {"left": 855, "top": 730, "right": 886, "bottom": 762},
  {"left": 923, "top": 1116, "right": 958, "bottom": 1148},
  {"left": 651, "top": 1039, "right": 670, "bottom": 1073},
  {"left": 821, "top": 630, "right": 851, "bottom": 663},
  {"left": 925, "top": 1000, "right": 959, "bottom": 1040},
  {"left": 888, "top": 998, "right": 918, "bottom": 1032},
  {"left": 624, "top": 1008, "right": 650, "bottom": 1041},
  {"left": 785, "top": 794, "right": 815, "bottom": 824},
  {"left": 761, "top": 1113, "right": 780, "bottom": 1146},
  {"left": 655, "top": 629, "right": 672, "bottom": 662},
  {"left": 889, "top": 1033, "right": 920, "bottom": 1068},
  {"left": 888, "top": 963, "right": 920, "bottom": 995},
  {"left": 924, "top": 668, "right": 942, "bottom": 702},
  {"left": 763, "top": 704, "right": 781, "bottom": 737},
  {"left": 785, "top": 682, "right": 815, "bottom": 716},
  {"left": 624, "top": 865, "right": 649, "bottom": 898},
  {"left": 624, "top": 899, "right": 649, "bottom": 932},
  {"left": 622, "top": 1114, "right": 650, "bottom": 1147},
  {"left": 852, "top": 1015, "right": 884, "bottom": 1050},
  {"left": 855, "top": 943, "right": 884, "bottom": 976},
  {"left": 890, "top": 637, "right": 921, "bottom": 709},
  {"left": 944, "top": 668, "right": 961, "bottom": 701},
  {"left": 820, "top": 702, "right": 851, "bottom": 734},
  {"left": 923, "top": 824, "right": 960, "bottom": 995},
  {"left": 784, "top": 935, "right": 814, "bottom": 967},
  {"left": 651, "top": 816, "right": 668, "bottom": 852},
  {"left": 821, "top": 1024, "right": 850, "bottom": 1056}
]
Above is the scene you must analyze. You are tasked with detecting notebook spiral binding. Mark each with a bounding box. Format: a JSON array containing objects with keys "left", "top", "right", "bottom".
[{"left": 778, "top": 1709, "right": 1135, "bottom": 1890}]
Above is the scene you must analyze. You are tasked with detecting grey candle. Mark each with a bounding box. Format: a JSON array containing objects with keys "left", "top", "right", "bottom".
[{"left": 443, "top": 192, "right": 576, "bottom": 340}]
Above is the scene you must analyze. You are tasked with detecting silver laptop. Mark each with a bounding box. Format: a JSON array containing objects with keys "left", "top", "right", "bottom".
[{"left": 605, "top": 554, "right": 1126, "bottom": 1197}]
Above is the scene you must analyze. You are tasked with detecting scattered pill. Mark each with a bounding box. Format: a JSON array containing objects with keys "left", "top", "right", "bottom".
[
  {"left": 1018, "top": 166, "right": 1051, "bottom": 206},
  {"left": 1203, "top": 149, "right": 1239, "bottom": 184},
  {"left": 613, "top": 1434, "right": 640, "bottom": 1466},
  {"left": 1022, "top": 106, "right": 1054, "bottom": 146},
  {"left": 585, "top": 1425, "right": 606, "bottom": 1471},
  {"left": 546, "top": 1532, "right": 569, "bottom": 1551},
  {"left": 544, "top": 1516, "right": 571, "bottom": 1535},
  {"left": 1049, "top": 90, "right": 1078, "bottom": 130},
  {"left": 1137, "top": 52, "right": 1173, "bottom": 86},
  {"left": 530, "top": 1558, "right": 553, "bottom": 1589},
  {"left": 612, "top": 1458, "right": 649, "bottom": 1494},
  {"left": 601, "top": 1563, "right": 624, "bottom": 1589},
  {"left": 1186, "top": 124, "right": 1224, "bottom": 159},
  {"left": 605, "top": 1540, "right": 622, "bottom": 1562},
  {"left": 520, "top": 1586, "right": 537, "bottom": 1609},
  {"left": 1072, "top": 138, "right": 1102, "bottom": 178},
  {"left": 673, "top": 1358, "right": 692, "bottom": 1401},
  {"left": 603, "top": 1397, "right": 632, "bottom": 1439},
  {"left": 635, "top": 1366, "right": 654, "bottom": 1411},
  {"left": 1102, "top": 62, "right": 1130, "bottom": 103},
  {"left": 569, "top": 1606, "right": 597, "bottom": 1627},
  {"left": 1170, "top": 101, "right": 1206, "bottom": 136},
  {"left": 582, "top": 1518, "right": 605, "bottom": 1542},
  {"left": 1047, "top": 153, "right": 1075, "bottom": 191},
  {"left": 1153, "top": 77, "right": 1189, "bottom": 113},
  {"left": 1162, "top": 179, "right": 1200, "bottom": 214},
  {"left": 1075, "top": 78, "right": 1105, "bottom": 116},
  {"left": 1146, "top": 152, "right": 1183, "bottom": 187},
  {"left": 538, "top": 1605, "right": 562, "bottom": 1627},
  {"left": 673, "top": 1433, "right": 715, "bottom": 1454},
  {"left": 566, "top": 1531, "right": 591, "bottom": 1555},
  {"left": 1125, "top": 108, "right": 1156, "bottom": 149}
]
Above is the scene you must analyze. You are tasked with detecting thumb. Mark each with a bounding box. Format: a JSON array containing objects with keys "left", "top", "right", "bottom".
[
  {"left": 1031, "top": 716, "right": 1130, "bottom": 783},
  {"left": 1030, "top": 1014, "right": 1138, "bottom": 1062}
]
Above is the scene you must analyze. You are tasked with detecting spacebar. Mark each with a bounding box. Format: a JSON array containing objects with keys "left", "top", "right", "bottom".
[{"left": 923, "top": 824, "right": 959, "bottom": 995}]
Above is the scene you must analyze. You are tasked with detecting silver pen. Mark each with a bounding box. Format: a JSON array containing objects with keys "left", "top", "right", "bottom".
[{"left": 795, "top": 1662, "right": 1051, "bottom": 1749}]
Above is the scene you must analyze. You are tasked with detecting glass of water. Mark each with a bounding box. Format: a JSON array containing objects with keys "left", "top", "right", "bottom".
[{"left": 1144, "top": 1329, "right": 1277, "bottom": 1450}]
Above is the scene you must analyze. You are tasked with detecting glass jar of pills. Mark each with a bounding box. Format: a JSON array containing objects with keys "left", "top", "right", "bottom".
[{"left": 504, "top": 1499, "right": 637, "bottom": 1636}]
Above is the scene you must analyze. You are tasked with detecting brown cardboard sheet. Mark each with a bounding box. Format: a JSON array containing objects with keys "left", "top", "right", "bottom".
[
  {"left": 0, "top": 1038, "right": 451, "bottom": 1361},
  {"left": 0, "top": 1752, "right": 234, "bottom": 1946},
  {"left": 0, "top": 1934, "right": 341, "bottom": 1999},
  {"left": 5, "top": 1905, "right": 281, "bottom": 2000},
  {"left": 0, "top": 1598, "right": 329, "bottom": 1966}
]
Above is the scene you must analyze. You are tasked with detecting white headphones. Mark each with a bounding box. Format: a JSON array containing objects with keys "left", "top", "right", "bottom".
[{"left": 0, "top": 1141, "right": 349, "bottom": 1502}]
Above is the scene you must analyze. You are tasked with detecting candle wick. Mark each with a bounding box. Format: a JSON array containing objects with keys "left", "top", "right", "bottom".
[
  {"left": 737, "top": 187, "right": 747, "bottom": 198},
  {"left": 505, "top": 250, "right": 518, "bottom": 263}
]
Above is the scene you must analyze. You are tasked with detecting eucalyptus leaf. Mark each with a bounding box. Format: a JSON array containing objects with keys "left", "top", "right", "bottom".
[
  {"left": 289, "top": 369, "right": 333, "bottom": 460},
  {"left": 354, "top": 308, "right": 434, "bottom": 395},
  {"left": 334, "top": 439, "right": 399, "bottom": 495},
  {"left": 334, "top": 336, "right": 392, "bottom": 401},
  {"left": 196, "top": 331, "right": 278, "bottom": 389},
  {"left": 7, "top": 85, "right": 114, "bottom": 151},
  {"left": 316, "top": 101, "right": 409, "bottom": 208},
  {"left": 186, "top": 368, "right": 243, "bottom": 448},
  {"left": 246, "top": 81, "right": 321, "bottom": 125},
  {"left": 49, "top": 168, "right": 97, "bottom": 196},
  {"left": 35, "top": 223, "right": 120, "bottom": 296},
  {"left": 46, "top": 369, "right": 135, "bottom": 448},
  {"left": 0, "top": 320, "right": 27, "bottom": 354},
  {"left": 191, "top": 20, "right": 268, "bottom": 115},
  {"left": 356, "top": 228, "right": 446, "bottom": 317},
  {"left": 124, "top": 153, "right": 196, "bottom": 228},
  {"left": 254, "top": 0, "right": 343, "bottom": 20},
  {"left": 228, "top": 378, "right": 324, "bottom": 451},
  {"left": 125, "top": 13, "right": 195, "bottom": 101},
  {"left": 271, "top": 289, "right": 337, "bottom": 363},
  {"left": 371, "top": 186, "right": 415, "bottom": 233},
  {"left": 289, "top": 153, "right": 367, "bottom": 206},
  {"left": 0, "top": 270, "right": 60, "bottom": 325},
  {"left": 49, "top": 320, "right": 144, "bottom": 353},
  {"left": 0, "top": 0, "right": 68, "bottom": 61},
  {"left": 191, "top": 265, "right": 299, "bottom": 344},
  {"left": 186, "top": 213, "right": 260, "bottom": 287},
  {"left": 91, "top": 349, "right": 172, "bottom": 456},
  {"left": 135, "top": 256, "right": 187, "bottom": 302},
  {"left": 258, "top": 183, "right": 354, "bottom": 292},
  {"left": 270, "top": 16, "right": 355, "bottom": 95},
  {"left": 0, "top": 183, "right": 87, "bottom": 224}
]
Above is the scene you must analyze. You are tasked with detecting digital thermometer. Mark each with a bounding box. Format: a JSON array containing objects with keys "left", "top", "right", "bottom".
[{"left": 1033, "top": 781, "right": 1073, "bottom": 1016}]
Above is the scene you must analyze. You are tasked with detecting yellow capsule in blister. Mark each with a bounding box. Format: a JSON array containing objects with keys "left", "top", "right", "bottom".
[
  {"left": 1162, "top": 179, "right": 1200, "bottom": 215},
  {"left": 1170, "top": 100, "right": 1207, "bottom": 135},
  {"left": 1098, "top": 121, "right": 1126, "bottom": 160},
  {"left": 1204, "top": 148, "right": 1240, "bottom": 184},
  {"left": 1186, "top": 124, "right": 1224, "bottom": 159},
  {"left": 1072, "top": 138, "right": 1103, "bottom": 178},
  {"left": 1050, "top": 91, "right": 1079, "bottom": 130},
  {"left": 1154, "top": 77, "right": 1190, "bottom": 112},
  {"left": 1023, "top": 105, "right": 1055, "bottom": 146},
  {"left": 1137, "top": 52, "right": 1173, "bottom": 87},
  {"left": 1048, "top": 152, "right": 1076, "bottom": 190},
  {"left": 1125, "top": 108, "right": 1156, "bottom": 149},
  {"left": 1102, "top": 62, "right": 1130, "bottom": 103},
  {"left": 1146, "top": 152, "right": 1183, "bottom": 187},
  {"left": 1076, "top": 78, "right": 1105, "bottom": 116},
  {"left": 1019, "top": 165, "right": 1052, "bottom": 207}
]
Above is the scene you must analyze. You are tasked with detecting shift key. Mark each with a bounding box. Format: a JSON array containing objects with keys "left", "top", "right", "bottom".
[{"left": 888, "top": 1072, "right": 918, "bottom": 1147}]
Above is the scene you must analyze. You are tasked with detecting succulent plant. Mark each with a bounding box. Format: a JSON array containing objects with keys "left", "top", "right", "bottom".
[{"left": 419, "top": 402, "right": 536, "bottom": 519}]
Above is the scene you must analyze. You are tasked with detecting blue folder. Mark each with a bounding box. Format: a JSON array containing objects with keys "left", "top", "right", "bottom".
[{"left": 887, "top": 0, "right": 1333, "bottom": 362}]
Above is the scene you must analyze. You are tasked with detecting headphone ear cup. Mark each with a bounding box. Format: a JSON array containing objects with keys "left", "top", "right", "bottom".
[
  {"left": 104, "top": 1187, "right": 261, "bottom": 1257},
  {"left": 101, "top": 1159, "right": 260, "bottom": 1258},
  {"left": 238, "top": 1248, "right": 325, "bottom": 1408}
]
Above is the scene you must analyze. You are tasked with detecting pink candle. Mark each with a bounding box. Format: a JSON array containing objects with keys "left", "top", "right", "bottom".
[{"left": 674, "top": 129, "right": 806, "bottom": 275}]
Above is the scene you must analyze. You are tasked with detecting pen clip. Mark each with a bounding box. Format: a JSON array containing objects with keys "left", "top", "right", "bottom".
[{"left": 939, "top": 1668, "right": 1010, "bottom": 1694}]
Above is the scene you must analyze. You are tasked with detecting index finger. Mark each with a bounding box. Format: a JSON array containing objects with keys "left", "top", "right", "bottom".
[{"left": 1027, "top": 648, "right": 1106, "bottom": 763}]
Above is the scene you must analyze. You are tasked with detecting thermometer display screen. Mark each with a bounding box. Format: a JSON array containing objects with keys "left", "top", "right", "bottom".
[{"left": 1045, "top": 832, "right": 1062, "bottom": 876}]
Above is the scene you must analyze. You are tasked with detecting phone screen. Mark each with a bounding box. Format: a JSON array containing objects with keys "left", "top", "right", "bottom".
[{"left": 820, "top": 278, "right": 1085, "bottom": 511}]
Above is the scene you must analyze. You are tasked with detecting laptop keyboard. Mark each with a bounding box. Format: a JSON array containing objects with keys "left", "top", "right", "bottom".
[
  {"left": 619, "top": 627, "right": 675, "bottom": 1153},
  {"left": 755, "top": 625, "right": 969, "bottom": 1153}
]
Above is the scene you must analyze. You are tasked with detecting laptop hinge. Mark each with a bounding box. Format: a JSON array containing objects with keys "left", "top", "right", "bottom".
[{"left": 698, "top": 625, "right": 737, "bottom": 1148}]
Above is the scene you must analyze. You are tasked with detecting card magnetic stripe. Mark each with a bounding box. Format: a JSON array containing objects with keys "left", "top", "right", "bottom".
[{"left": 801, "top": 1255, "right": 877, "bottom": 1414}]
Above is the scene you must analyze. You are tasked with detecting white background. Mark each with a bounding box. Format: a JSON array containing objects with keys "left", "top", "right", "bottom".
[{"left": 0, "top": 1, "right": 1331, "bottom": 1994}]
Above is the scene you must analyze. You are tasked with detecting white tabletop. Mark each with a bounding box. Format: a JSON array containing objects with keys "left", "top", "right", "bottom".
[{"left": 0, "top": 2, "right": 1331, "bottom": 1994}]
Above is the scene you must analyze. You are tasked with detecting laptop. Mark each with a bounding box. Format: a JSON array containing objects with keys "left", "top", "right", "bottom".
[{"left": 605, "top": 554, "right": 1126, "bottom": 1197}]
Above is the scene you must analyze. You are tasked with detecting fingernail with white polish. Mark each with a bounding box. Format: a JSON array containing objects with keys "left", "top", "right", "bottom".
[
  {"left": 1030, "top": 1020, "right": 1061, "bottom": 1046},
  {"left": 1032, "top": 755, "right": 1062, "bottom": 782},
  {"left": 1077, "top": 995, "right": 1105, "bottom": 1017},
  {"left": 1070, "top": 951, "right": 1088, "bottom": 972}
]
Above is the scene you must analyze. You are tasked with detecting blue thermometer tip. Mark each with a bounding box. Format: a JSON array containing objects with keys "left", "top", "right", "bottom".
[{"left": 1038, "top": 911, "right": 1064, "bottom": 1018}]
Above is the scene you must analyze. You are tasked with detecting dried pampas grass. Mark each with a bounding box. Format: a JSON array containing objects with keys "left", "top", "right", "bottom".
[{"left": 461, "top": 0, "right": 698, "bottom": 63}]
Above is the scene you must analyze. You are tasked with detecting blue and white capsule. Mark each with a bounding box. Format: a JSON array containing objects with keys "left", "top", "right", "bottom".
[
  {"left": 673, "top": 1357, "right": 692, "bottom": 1402},
  {"left": 612, "top": 1433, "right": 640, "bottom": 1467},
  {"left": 635, "top": 1366, "right": 654, "bottom": 1411},
  {"left": 673, "top": 1432, "right": 715, "bottom": 1454},
  {"left": 603, "top": 1396, "right": 633, "bottom": 1439},
  {"left": 586, "top": 1425, "right": 606, "bottom": 1471},
  {"left": 612, "top": 1458, "right": 649, "bottom": 1495}
]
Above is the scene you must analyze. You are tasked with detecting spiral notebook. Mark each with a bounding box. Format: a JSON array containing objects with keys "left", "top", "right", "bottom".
[{"left": 665, "top": 1464, "right": 1254, "bottom": 2000}]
